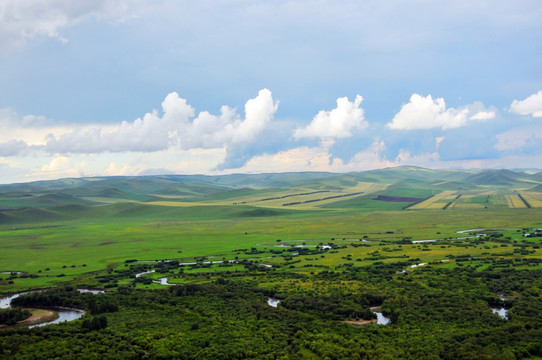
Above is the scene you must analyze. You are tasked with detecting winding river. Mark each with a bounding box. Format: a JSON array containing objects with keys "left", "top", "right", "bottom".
[
  {"left": 409, "top": 228, "right": 520, "bottom": 244},
  {"left": 0, "top": 289, "right": 100, "bottom": 327},
  {"left": 28, "top": 307, "right": 85, "bottom": 328}
]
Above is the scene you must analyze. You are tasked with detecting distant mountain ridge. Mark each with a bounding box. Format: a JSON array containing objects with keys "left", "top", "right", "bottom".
[
  {"left": 1, "top": 167, "right": 540, "bottom": 195},
  {"left": 0, "top": 166, "right": 540, "bottom": 224},
  {"left": 461, "top": 169, "right": 532, "bottom": 186}
]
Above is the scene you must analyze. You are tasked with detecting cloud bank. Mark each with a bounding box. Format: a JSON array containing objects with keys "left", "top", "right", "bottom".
[
  {"left": 44, "top": 89, "right": 278, "bottom": 154},
  {"left": 0, "top": 140, "right": 28, "bottom": 157},
  {"left": 1, "top": 89, "right": 541, "bottom": 184}
]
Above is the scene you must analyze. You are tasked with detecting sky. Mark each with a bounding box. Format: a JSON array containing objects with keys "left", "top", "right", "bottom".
[{"left": 0, "top": 0, "right": 541, "bottom": 184}]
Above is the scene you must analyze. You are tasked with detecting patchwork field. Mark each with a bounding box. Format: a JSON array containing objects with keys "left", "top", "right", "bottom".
[
  {"left": 145, "top": 181, "right": 388, "bottom": 210},
  {"left": 408, "top": 190, "right": 458, "bottom": 209},
  {"left": 406, "top": 189, "right": 542, "bottom": 210},
  {"left": 448, "top": 194, "right": 488, "bottom": 209}
]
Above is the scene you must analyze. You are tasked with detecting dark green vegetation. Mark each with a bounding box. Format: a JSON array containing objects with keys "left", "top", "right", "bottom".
[
  {"left": 1, "top": 166, "right": 542, "bottom": 359},
  {"left": 0, "top": 308, "right": 31, "bottom": 326}
]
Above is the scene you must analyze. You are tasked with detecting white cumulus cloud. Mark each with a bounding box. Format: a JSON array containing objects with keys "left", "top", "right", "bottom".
[
  {"left": 510, "top": 90, "right": 542, "bottom": 118},
  {"left": 469, "top": 111, "right": 496, "bottom": 121},
  {"left": 44, "top": 89, "right": 278, "bottom": 154},
  {"left": 30, "top": 154, "right": 82, "bottom": 180},
  {"left": 41, "top": 155, "right": 70, "bottom": 171},
  {"left": 387, "top": 94, "right": 495, "bottom": 130},
  {"left": 238, "top": 146, "right": 334, "bottom": 173},
  {"left": 103, "top": 162, "right": 133, "bottom": 176},
  {"left": 342, "top": 138, "right": 393, "bottom": 171},
  {"left": 294, "top": 95, "right": 367, "bottom": 139},
  {"left": 183, "top": 88, "right": 278, "bottom": 149}
]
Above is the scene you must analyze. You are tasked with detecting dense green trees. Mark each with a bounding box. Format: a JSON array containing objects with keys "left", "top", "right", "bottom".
[
  {"left": 1, "top": 267, "right": 541, "bottom": 359},
  {"left": 0, "top": 308, "right": 31, "bottom": 326},
  {"left": 82, "top": 315, "right": 108, "bottom": 331}
]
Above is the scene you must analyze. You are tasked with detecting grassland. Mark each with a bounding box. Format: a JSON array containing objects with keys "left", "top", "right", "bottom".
[
  {"left": 1, "top": 167, "right": 542, "bottom": 359},
  {"left": 1, "top": 166, "right": 541, "bottom": 292}
]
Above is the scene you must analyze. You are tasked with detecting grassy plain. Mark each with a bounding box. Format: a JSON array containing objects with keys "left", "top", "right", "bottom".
[{"left": 1, "top": 167, "right": 541, "bottom": 292}]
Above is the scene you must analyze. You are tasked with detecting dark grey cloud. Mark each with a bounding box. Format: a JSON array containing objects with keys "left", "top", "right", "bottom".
[{"left": 0, "top": 140, "right": 30, "bottom": 156}]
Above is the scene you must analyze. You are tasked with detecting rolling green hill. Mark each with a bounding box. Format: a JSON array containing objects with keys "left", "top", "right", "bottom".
[
  {"left": 461, "top": 169, "right": 530, "bottom": 186},
  {"left": 1, "top": 166, "right": 542, "bottom": 224},
  {"left": 529, "top": 171, "right": 542, "bottom": 182}
]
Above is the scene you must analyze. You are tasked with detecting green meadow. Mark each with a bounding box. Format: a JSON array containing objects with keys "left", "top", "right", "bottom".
[
  {"left": 1, "top": 167, "right": 542, "bottom": 359},
  {"left": 1, "top": 167, "right": 542, "bottom": 290}
]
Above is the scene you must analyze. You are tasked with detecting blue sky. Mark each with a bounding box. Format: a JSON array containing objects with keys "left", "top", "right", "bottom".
[{"left": 0, "top": 0, "right": 541, "bottom": 183}]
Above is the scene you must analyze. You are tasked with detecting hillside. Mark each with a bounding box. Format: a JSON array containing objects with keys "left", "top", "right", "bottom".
[
  {"left": 461, "top": 169, "right": 531, "bottom": 187},
  {"left": 1, "top": 166, "right": 542, "bottom": 224},
  {"left": 530, "top": 171, "right": 542, "bottom": 182}
]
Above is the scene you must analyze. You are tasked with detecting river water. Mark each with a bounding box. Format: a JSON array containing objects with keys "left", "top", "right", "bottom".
[
  {"left": 156, "top": 277, "right": 173, "bottom": 285},
  {"left": 374, "top": 311, "right": 391, "bottom": 325},
  {"left": 370, "top": 306, "right": 391, "bottom": 325},
  {"left": 29, "top": 308, "right": 86, "bottom": 328},
  {"left": 77, "top": 289, "right": 105, "bottom": 294},
  {"left": 267, "top": 298, "right": 280, "bottom": 307},
  {"left": 491, "top": 307, "right": 508, "bottom": 319},
  {"left": 0, "top": 290, "right": 90, "bottom": 327}
]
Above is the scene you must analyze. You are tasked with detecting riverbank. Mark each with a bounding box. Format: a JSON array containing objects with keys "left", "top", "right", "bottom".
[
  {"left": 0, "top": 308, "right": 59, "bottom": 330},
  {"left": 344, "top": 319, "right": 377, "bottom": 326}
]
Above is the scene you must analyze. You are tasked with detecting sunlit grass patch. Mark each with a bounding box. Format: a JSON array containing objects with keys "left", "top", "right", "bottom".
[
  {"left": 409, "top": 191, "right": 458, "bottom": 209},
  {"left": 505, "top": 194, "right": 527, "bottom": 208},
  {"left": 521, "top": 192, "right": 542, "bottom": 208}
]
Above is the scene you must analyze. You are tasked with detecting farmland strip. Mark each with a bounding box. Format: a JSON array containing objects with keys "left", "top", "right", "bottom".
[
  {"left": 403, "top": 195, "right": 434, "bottom": 210},
  {"left": 517, "top": 193, "right": 532, "bottom": 208},
  {"left": 257, "top": 190, "right": 330, "bottom": 202},
  {"left": 521, "top": 192, "right": 542, "bottom": 208},
  {"left": 236, "top": 190, "right": 331, "bottom": 205},
  {"left": 282, "top": 192, "right": 363, "bottom": 206},
  {"left": 373, "top": 195, "right": 424, "bottom": 202}
]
